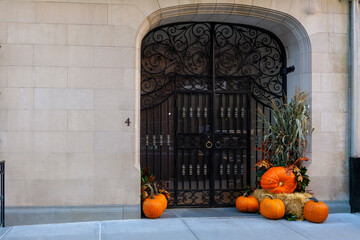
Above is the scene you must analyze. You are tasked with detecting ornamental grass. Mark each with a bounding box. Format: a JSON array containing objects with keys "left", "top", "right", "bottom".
[{"left": 255, "top": 88, "right": 313, "bottom": 192}]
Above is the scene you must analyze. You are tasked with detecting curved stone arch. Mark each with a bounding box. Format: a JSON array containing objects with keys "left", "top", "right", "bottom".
[{"left": 134, "top": 2, "right": 312, "bottom": 171}]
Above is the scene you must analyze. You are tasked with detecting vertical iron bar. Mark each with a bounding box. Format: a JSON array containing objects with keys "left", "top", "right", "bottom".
[
  {"left": 226, "top": 94, "right": 230, "bottom": 189},
  {"left": 160, "top": 104, "right": 162, "bottom": 179},
  {"left": 152, "top": 108, "right": 155, "bottom": 174},
  {"left": 188, "top": 94, "right": 192, "bottom": 191},
  {"left": 197, "top": 94, "right": 200, "bottom": 190},
  {"left": 188, "top": 94, "right": 191, "bottom": 133},
  {"left": 203, "top": 94, "right": 207, "bottom": 190},
  {"left": 219, "top": 94, "right": 222, "bottom": 191},
  {"left": 210, "top": 22, "right": 215, "bottom": 206},
  {"left": 246, "top": 94, "right": 251, "bottom": 186},
  {"left": 145, "top": 110, "right": 148, "bottom": 167},
  {"left": 167, "top": 98, "right": 170, "bottom": 188},
  {"left": 183, "top": 94, "right": 185, "bottom": 133},
  {"left": 188, "top": 149, "right": 192, "bottom": 191},
  {"left": 174, "top": 85, "right": 179, "bottom": 206},
  {"left": 182, "top": 150, "right": 185, "bottom": 190},
  {"left": 255, "top": 100, "right": 258, "bottom": 187},
  {"left": 232, "top": 94, "right": 240, "bottom": 189},
  {"left": 220, "top": 94, "right": 223, "bottom": 134}
]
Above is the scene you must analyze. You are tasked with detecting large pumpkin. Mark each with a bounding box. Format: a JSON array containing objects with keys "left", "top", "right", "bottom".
[
  {"left": 260, "top": 167, "right": 297, "bottom": 193},
  {"left": 236, "top": 193, "right": 259, "bottom": 213},
  {"left": 304, "top": 197, "right": 329, "bottom": 223},
  {"left": 143, "top": 184, "right": 164, "bottom": 219},
  {"left": 260, "top": 194, "right": 285, "bottom": 220},
  {"left": 153, "top": 183, "right": 167, "bottom": 211}
]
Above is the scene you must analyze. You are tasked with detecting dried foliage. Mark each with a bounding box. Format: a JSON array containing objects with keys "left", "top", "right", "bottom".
[
  {"left": 141, "top": 167, "right": 155, "bottom": 201},
  {"left": 256, "top": 88, "right": 313, "bottom": 192},
  {"left": 141, "top": 167, "right": 170, "bottom": 202}
]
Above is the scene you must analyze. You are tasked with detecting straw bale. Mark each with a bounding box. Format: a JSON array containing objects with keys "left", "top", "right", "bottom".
[{"left": 252, "top": 189, "right": 313, "bottom": 220}]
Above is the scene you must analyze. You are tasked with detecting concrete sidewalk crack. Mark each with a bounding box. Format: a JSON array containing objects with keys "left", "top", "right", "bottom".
[
  {"left": 279, "top": 221, "right": 311, "bottom": 240},
  {"left": 180, "top": 218, "right": 200, "bottom": 240},
  {"left": 99, "top": 222, "right": 102, "bottom": 240},
  {"left": 0, "top": 227, "right": 12, "bottom": 240}
]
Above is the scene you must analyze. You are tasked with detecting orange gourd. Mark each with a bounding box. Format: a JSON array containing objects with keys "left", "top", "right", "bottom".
[
  {"left": 153, "top": 183, "right": 167, "bottom": 211},
  {"left": 260, "top": 194, "right": 285, "bottom": 220},
  {"left": 260, "top": 167, "right": 297, "bottom": 194},
  {"left": 143, "top": 184, "right": 163, "bottom": 219},
  {"left": 304, "top": 197, "right": 329, "bottom": 223},
  {"left": 236, "top": 193, "right": 259, "bottom": 213}
]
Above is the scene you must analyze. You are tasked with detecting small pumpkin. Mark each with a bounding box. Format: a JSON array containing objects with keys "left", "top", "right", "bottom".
[
  {"left": 236, "top": 192, "right": 259, "bottom": 213},
  {"left": 153, "top": 183, "right": 167, "bottom": 211},
  {"left": 304, "top": 197, "right": 329, "bottom": 223},
  {"left": 260, "top": 167, "right": 297, "bottom": 194},
  {"left": 260, "top": 194, "right": 285, "bottom": 220},
  {"left": 142, "top": 184, "right": 164, "bottom": 219}
]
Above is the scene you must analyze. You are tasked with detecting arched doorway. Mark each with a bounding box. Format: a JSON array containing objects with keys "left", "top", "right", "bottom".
[{"left": 140, "top": 22, "right": 290, "bottom": 207}]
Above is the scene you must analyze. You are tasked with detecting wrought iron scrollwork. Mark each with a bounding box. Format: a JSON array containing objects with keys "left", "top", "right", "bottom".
[
  {"left": 141, "top": 23, "right": 211, "bottom": 110},
  {"left": 177, "top": 190, "right": 210, "bottom": 205},
  {"left": 214, "top": 190, "right": 243, "bottom": 205},
  {"left": 214, "top": 24, "right": 285, "bottom": 107},
  {"left": 142, "top": 22, "right": 285, "bottom": 110}
]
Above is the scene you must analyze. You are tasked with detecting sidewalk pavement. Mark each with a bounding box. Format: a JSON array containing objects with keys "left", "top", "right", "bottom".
[{"left": 0, "top": 210, "right": 359, "bottom": 240}]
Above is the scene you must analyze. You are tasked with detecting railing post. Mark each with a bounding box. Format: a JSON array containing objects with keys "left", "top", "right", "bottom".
[{"left": 0, "top": 161, "right": 5, "bottom": 227}]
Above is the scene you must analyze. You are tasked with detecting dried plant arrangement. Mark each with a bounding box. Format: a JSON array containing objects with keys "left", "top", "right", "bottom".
[
  {"left": 255, "top": 88, "right": 313, "bottom": 192},
  {"left": 141, "top": 167, "right": 170, "bottom": 202}
]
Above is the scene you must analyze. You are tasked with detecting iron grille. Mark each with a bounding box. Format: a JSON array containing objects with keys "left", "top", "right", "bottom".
[{"left": 140, "top": 22, "right": 287, "bottom": 207}]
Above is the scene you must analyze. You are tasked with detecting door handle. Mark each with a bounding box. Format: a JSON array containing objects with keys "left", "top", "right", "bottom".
[{"left": 205, "top": 141, "right": 213, "bottom": 149}]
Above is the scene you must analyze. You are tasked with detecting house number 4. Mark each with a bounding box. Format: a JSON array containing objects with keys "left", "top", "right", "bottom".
[{"left": 125, "top": 118, "right": 131, "bottom": 126}]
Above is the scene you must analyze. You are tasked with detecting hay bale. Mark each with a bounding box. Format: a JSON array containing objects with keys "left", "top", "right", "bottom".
[{"left": 252, "top": 189, "right": 313, "bottom": 220}]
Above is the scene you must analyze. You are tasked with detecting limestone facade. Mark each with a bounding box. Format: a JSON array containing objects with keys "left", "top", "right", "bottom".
[{"left": 0, "top": 0, "right": 356, "bottom": 209}]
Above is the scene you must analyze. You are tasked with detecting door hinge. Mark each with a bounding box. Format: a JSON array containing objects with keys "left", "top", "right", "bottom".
[{"left": 283, "top": 65, "right": 295, "bottom": 75}]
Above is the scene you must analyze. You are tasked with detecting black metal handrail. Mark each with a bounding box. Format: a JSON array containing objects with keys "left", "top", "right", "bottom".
[{"left": 0, "top": 161, "right": 5, "bottom": 227}]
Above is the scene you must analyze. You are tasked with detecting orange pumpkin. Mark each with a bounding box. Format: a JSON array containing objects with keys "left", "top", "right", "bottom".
[
  {"left": 153, "top": 183, "right": 167, "bottom": 211},
  {"left": 260, "top": 194, "right": 285, "bottom": 220},
  {"left": 143, "top": 184, "right": 163, "bottom": 219},
  {"left": 304, "top": 197, "right": 329, "bottom": 223},
  {"left": 236, "top": 193, "right": 259, "bottom": 213},
  {"left": 260, "top": 167, "right": 297, "bottom": 193}
]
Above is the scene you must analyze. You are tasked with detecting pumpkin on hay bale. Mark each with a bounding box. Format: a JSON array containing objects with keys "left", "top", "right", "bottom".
[{"left": 252, "top": 189, "right": 313, "bottom": 220}]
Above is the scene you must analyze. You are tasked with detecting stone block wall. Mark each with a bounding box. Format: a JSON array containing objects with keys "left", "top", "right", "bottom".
[
  {"left": 0, "top": 0, "right": 354, "bottom": 210},
  {"left": 0, "top": 0, "right": 140, "bottom": 207}
]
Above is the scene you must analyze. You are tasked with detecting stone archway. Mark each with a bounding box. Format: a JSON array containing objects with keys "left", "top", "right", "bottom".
[
  {"left": 135, "top": 3, "right": 312, "bottom": 207},
  {"left": 135, "top": 3, "right": 312, "bottom": 176}
]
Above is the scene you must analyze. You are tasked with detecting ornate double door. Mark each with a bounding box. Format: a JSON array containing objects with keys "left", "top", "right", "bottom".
[
  {"left": 173, "top": 84, "right": 251, "bottom": 206},
  {"left": 140, "top": 23, "right": 286, "bottom": 207}
]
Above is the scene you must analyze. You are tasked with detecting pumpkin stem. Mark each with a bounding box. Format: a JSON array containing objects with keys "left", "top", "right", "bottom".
[
  {"left": 263, "top": 194, "right": 274, "bottom": 200},
  {"left": 243, "top": 192, "right": 249, "bottom": 197},
  {"left": 279, "top": 182, "right": 283, "bottom": 187},
  {"left": 309, "top": 197, "right": 319, "bottom": 203},
  {"left": 148, "top": 185, "right": 155, "bottom": 199},
  {"left": 145, "top": 183, "right": 155, "bottom": 199},
  {"left": 153, "top": 182, "right": 159, "bottom": 196}
]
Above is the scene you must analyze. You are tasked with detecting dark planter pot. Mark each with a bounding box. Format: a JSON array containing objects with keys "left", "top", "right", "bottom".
[{"left": 350, "top": 157, "right": 360, "bottom": 213}]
